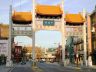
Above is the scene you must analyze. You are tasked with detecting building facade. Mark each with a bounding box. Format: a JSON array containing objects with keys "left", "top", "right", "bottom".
[
  {"left": 0, "top": 24, "right": 9, "bottom": 56},
  {"left": 0, "top": 39, "right": 8, "bottom": 56},
  {"left": 90, "top": 6, "right": 96, "bottom": 65}
]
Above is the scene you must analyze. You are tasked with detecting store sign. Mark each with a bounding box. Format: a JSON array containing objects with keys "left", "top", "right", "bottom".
[{"left": 43, "top": 20, "right": 54, "bottom": 26}]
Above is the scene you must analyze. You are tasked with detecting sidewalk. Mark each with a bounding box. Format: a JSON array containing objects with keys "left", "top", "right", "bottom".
[
  {"left": 50, "top": 62, "right": 96, "bottom": 70},
  {"left": 90, "top": 65, "right": 96, "bottom": 69},
  {"left": 64, "top": 64, "right": 96, "bottom": 70}
]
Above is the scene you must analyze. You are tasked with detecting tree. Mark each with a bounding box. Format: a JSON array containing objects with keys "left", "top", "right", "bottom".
[
  {"left": 21, "top": 47, "right": 28, "bottom": 61},
  {"left": 35, "top": 47, "right": 43, "bottom": 60}
]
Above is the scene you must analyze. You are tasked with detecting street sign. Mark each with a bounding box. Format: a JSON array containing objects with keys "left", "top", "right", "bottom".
[{"left": 43, "top": 20, "right": 54, "bottom": 26}]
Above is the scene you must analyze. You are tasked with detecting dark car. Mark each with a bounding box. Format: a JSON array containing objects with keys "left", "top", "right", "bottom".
[
  {"left": 39, "top": 60, "right": 45, "bottom": 63},
  {"left": 21, "top": 61, "right": 26, "bottom": 65}
]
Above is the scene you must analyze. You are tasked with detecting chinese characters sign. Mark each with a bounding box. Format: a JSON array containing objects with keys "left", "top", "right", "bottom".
[{"left": 43, "top": 20, "right": 55, "bottom": 26}]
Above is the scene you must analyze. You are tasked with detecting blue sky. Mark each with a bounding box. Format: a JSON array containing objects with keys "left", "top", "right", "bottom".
[{"left": 0, "top": 0, "right": 96, "bottom": 48}]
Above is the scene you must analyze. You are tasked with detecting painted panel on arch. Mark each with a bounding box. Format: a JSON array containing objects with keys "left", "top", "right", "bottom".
[{"left": 43, "top": 20, "right": 55, "bottom": 26}]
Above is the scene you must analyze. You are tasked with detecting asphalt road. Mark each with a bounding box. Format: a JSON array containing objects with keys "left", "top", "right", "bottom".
[
  {"left": 11, "top": 62, "right": 34, "bottom": 72},
  {"left": 11, "top": 67, "right": 34, "bottom": 72},
  {"left": 38, "top": 62, "right": 96, "bottom": 72},
  {"left": 10, "top": 62, "right": 96, "bottom": 72}
]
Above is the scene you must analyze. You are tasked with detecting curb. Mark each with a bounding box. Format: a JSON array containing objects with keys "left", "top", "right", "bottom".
[
  {"left": 65, "top": 66, "right": 96, "bottom": 70},
  {"left": 65, "top": 66, "right": 81, "bottom": 70},
  {"left": 89, "top": 67, "right": 96, "bottom": 69}
]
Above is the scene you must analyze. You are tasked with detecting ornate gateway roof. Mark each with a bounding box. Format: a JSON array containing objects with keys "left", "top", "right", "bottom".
[
  {"left": 12, "top": 11, "right": 32, "bottom": 24},
  {"left": 12, "top": 5, "right": 85, "bottom": 24},
  {"left": 36, "top": 5, "right": 62, "bottom": 16},
  {"left": 65, "top": 14, "right": 85, "bottom": 23}
]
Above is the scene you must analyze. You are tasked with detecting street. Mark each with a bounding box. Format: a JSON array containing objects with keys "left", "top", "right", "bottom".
[
  {"left": 11, "top": 62, "right": 34, "bottom": 72},
  {"left": 11, "top": 67, "right": 34, "bottom": 72},
  {"left": 37, "top": 62, "right": 96, "bottom": 72},
  {"left": 38, "top": 62, "right": 73, "bottom": 72},
  {"left": 9, "top": 61, "right": 96, "bottom": 72}
]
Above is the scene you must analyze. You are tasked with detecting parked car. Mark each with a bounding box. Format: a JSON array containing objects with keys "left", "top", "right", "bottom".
[
  {"left": 39, "top": 59, "right": 45, "bottom": 63},
  {"left": 21, "top": 60, "right": 26, "bottom": 65}
]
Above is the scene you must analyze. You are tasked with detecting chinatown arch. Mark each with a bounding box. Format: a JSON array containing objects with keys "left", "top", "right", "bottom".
[{"left": 6, "top": 0, "right": 92, "bottom": 67}]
